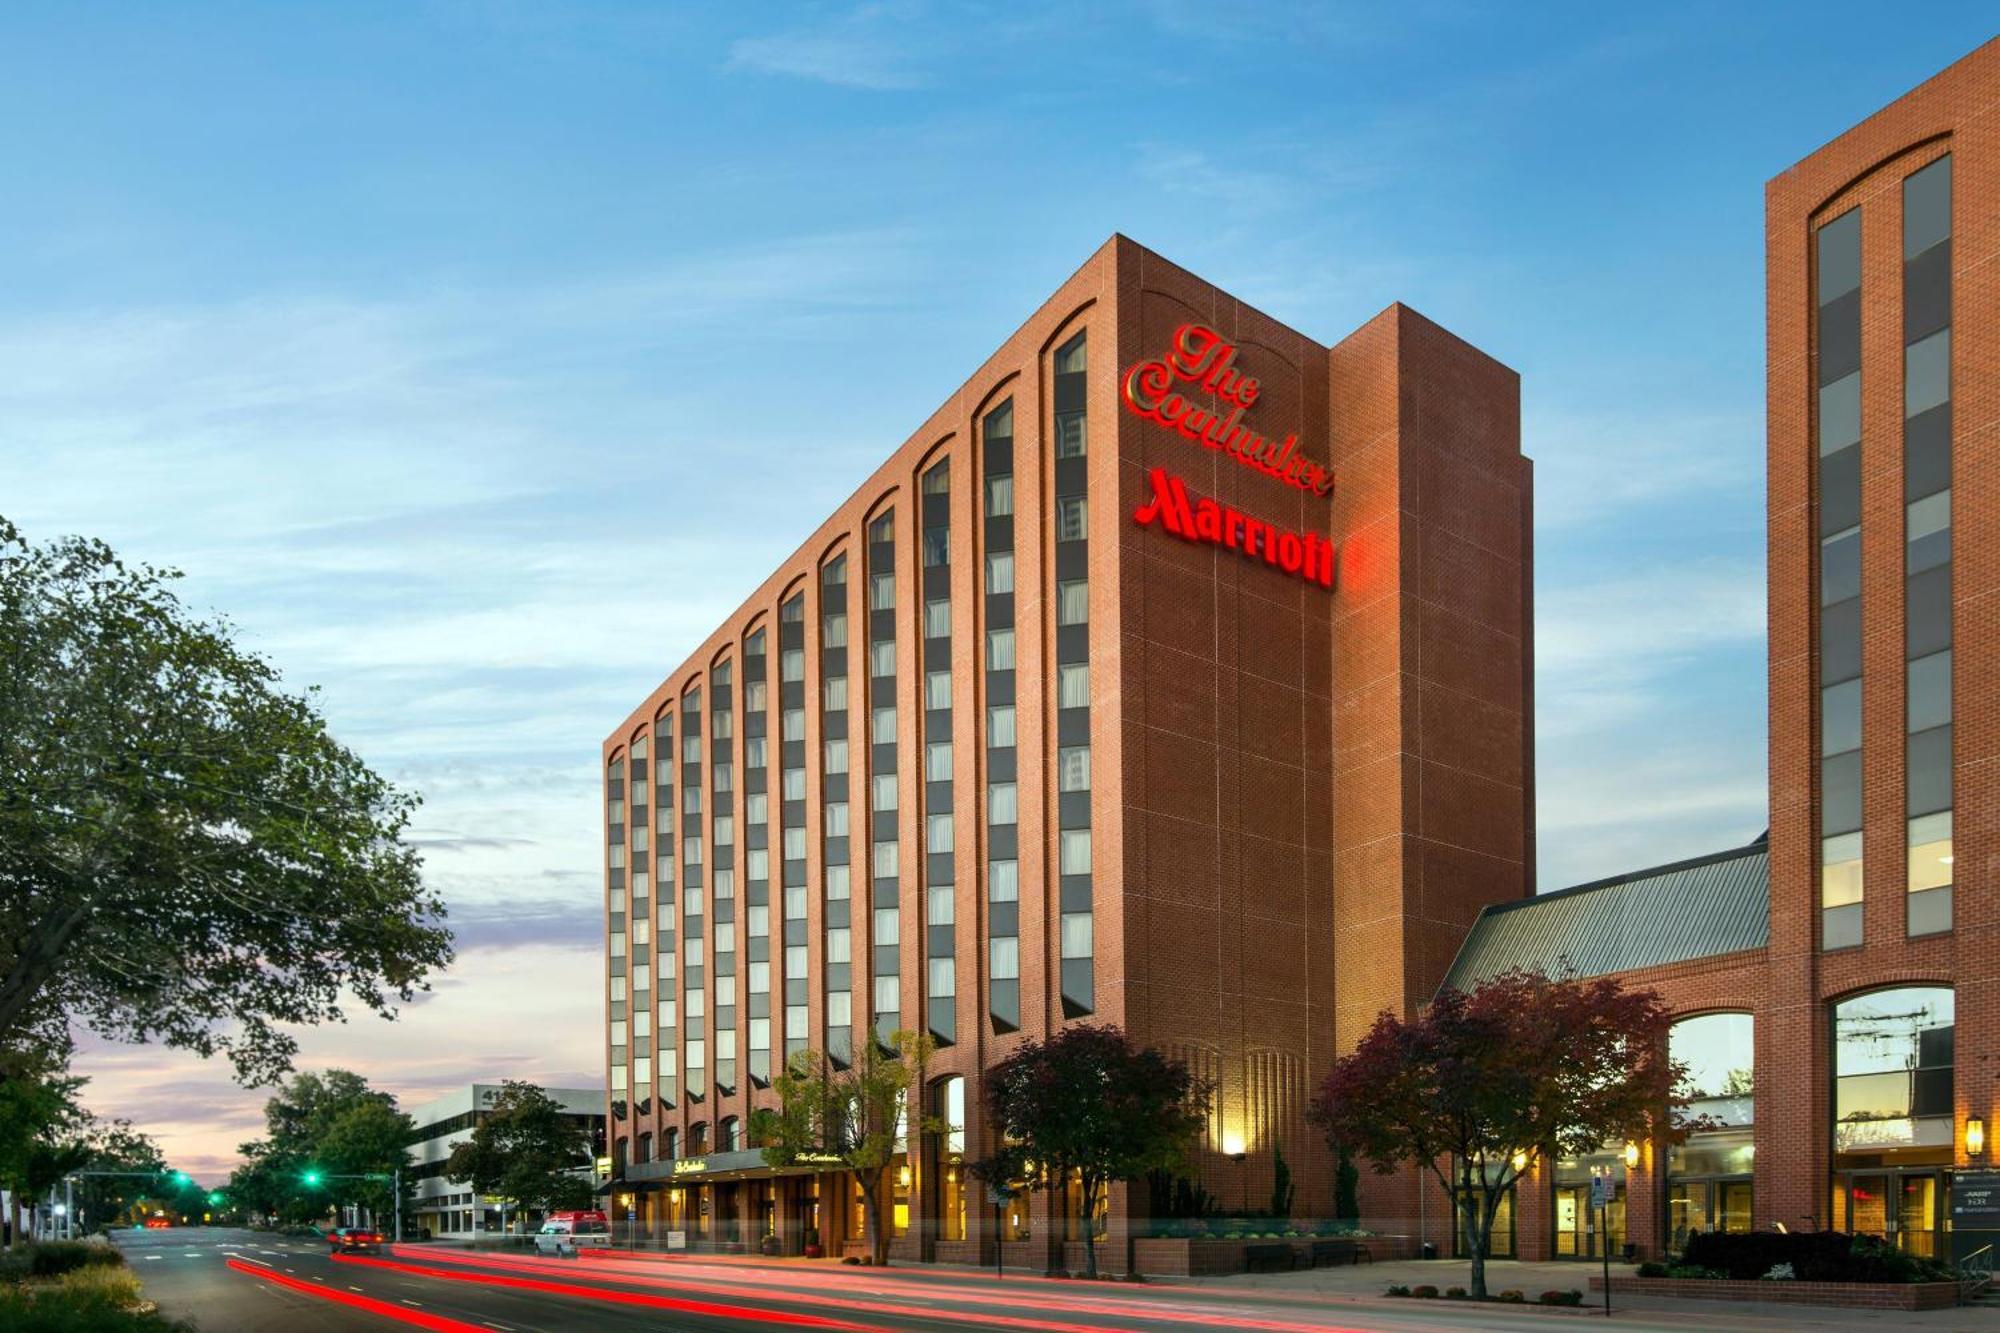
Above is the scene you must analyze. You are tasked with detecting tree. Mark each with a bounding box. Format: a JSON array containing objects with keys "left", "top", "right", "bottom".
[
  {"left": 317, "top": 1098, "right": 416, "bottom": 1226},
  {"left": 231, "top": 1069, "right": 407, "bottom": 1225},
  {"left": 752, "top": 1029, "right": 937, "bottom": 1267},
  {"left": 71, "top": 1120, "right": 168, "bottom": 1230},
  {"left": 0, "top": 519, "right": 453, "bottom": 1085},
  {"left": 0, "top": 1051, "right": 88, "bottom": 1245},
  {"left": 980, "top": 1024, "right": 1208, "bottom": 1278},
  {"left": 443, "top": 1082, "right": 594, "bottom": 1226},
  {"left": 1307, "top": 969, "right": 1686, "bottom": 1300}
]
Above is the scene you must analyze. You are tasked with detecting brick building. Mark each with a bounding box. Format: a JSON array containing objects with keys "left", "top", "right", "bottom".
[
  {"left": 599, "top": 235, "right": 1534, "bottom": 1262},
  {"left": 1441, "top": 37, "right": 1999, "bottom": 1264},
  {"left": 600, "top": 36, "right": 1998, "bottom": 1269}
]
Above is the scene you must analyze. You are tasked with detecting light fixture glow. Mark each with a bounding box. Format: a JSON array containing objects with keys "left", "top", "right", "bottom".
[
  {"left": 1623, "top": 1141, "right": 1640, "bottom": 1169},
  {"left": 1511, "top": 1151, "right": 1528, "bottom": 1173},
  {"left": 1968, "top": 1117, "right": 1986, "bottom": 1156},
  {"left": 1221, "top": 1130, "right": 1246, "bottom": 1158}
]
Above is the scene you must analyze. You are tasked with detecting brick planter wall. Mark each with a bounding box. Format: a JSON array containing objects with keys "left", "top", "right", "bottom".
[
  {"left": 1129, "top": 1235, "right": 1418, "bottom": 1276},
  {"left": 1590, "top": 1276, "right": 1962, "bottom": 1311}
]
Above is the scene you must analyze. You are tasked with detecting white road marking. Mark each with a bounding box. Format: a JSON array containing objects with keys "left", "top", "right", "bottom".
[
  {"left": 349, "top": 1286, "right": 364, "bottom": 1292},
  {"left": 401, "top": 1299, "right": 424, "bottom": 1307},
  {"left": 236, "top": 1255, "right": 272, "bottom": 1267},
  {"left": 145, "top": 1255, "right": 162, "bottom": 1261},
  {"left": 482, "top": 1323, "right": 516, "bottom": 1331}
]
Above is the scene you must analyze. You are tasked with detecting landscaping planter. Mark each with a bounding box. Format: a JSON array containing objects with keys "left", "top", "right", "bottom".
[
  {"left": 1130, "top": 1234, "right": 1415, "bottom": 1276},
  {"left": 1591, "top": 1276, "right": 1963, "bottom": 1311}
]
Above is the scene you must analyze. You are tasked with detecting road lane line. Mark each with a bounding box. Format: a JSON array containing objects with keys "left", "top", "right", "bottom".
[
  {"left": 402, "top": 1299, "right": 424, "bottom": 1306},
  {"left": 144, "top": 1255, "right": 162, "bottom": 1261},
  {"left": 481, "top": 1323, "right": 515, "bottom": 1331}
]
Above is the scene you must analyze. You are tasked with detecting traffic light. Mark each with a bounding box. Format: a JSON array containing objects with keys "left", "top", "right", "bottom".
[
  {"left": 170, "top": 1171, "right": 192, "bottom": 1188},
  {"left": 301, "top": 1169, "right": 323, "bottom": 1187},
  {"left": 207, "top": 1192, "right": 224, "bottom": 1207}
]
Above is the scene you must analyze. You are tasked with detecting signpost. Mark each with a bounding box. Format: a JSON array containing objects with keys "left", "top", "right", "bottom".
[
  {"left": 987, "top": 1185, "right": 1010, "bottom": 1281},
  {"left": 1590, "top": 1174, "right": 1611, "bottom": 1314}
]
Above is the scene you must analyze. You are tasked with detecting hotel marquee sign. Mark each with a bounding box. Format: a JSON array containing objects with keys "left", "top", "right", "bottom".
[{"left": 1121, "top": 323, "right": 1338, "bottom": 591}]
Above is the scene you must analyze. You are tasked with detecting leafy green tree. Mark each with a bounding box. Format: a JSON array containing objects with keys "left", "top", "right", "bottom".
[
  {"left": 752, "top": 1030, "right": 938, "bottom": 1267},
  {"left": 71, "top": 1120, "right": 167, "bottom": 1229},
  {"left": 1308, "top": 969, "right": 1686, "bottom": 1300},
  {"left": 0, "top": 1053, "right": 88, "bottom": 1244},
  {"left": 443, "top": 1082, "right": 594, "bottom": 1226},
  {"left": 980, "top": 1024, "right": 1207, "bottom": 1278},
  {"left": 317, "top": 1098, "right": 415, "bottom": 1227},
  {"left": 0, "top": 519, "right": 452, "bottom": 1084},
  {"left": 230, "top": 1069, "right": 408, "bottom": 1225}
]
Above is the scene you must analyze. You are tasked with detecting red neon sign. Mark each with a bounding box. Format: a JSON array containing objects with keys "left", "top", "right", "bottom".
[
  {"left": 1122, "top": 324, "right": 1335, "bottom": 499},
  {"left": 1133, "top": 468, "right": 1336, "bottom": 590}
]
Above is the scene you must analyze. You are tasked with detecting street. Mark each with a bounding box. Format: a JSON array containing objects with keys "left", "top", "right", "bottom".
[{"left": 118, "top": 1226, "right": 1996, "bottom": 1333}]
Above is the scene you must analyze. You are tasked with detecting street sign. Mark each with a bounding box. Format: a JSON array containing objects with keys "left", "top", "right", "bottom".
[
  {"left": 986, "top": 1185, "right": 1011, "bottom": 1207},
  {"left": 666, "top": 1230, "right": 687, "bottom": 1251},
  {"left": 1589, "top": 1175, "right": 1609, "bottom": 1210},
  {"left": 1952, "top": 1171, "right": 2000, "bottom": 1227}
]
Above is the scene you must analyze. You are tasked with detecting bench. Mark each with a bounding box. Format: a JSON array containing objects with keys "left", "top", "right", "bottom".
[
  {"left": 1308, "top": 1238, "right": 1373, "bottom": 1267},
  {"left": 1244, "top": 1243, "right": 1298, "bottom": 1273}
]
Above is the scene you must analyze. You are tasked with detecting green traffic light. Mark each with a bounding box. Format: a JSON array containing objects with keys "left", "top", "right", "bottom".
[
  {"left": 207, "top": 1192, "right": 224, "bottom": 1206},
  {"left": 171, "top": 1171, "right": 191, "bottom": 1187},
  {"left": 302, "top": 1169, "right": 322, "bottom": 1186}
]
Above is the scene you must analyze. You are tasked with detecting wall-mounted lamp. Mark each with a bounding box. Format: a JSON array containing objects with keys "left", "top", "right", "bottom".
[
  {"left": 897, "top": 1163, "right": 913, "bottom": 1188},
  {"left": 1623, "top": 1142, "right": 1641, "bottom": 1170},
  {"left": 1968, "top": 1117, "right": 1986, "bottom": 1157},
  {"left": 1221, "top": 1130, "right": 1246, "bottom": 1159},
  {"left": 1511, "top": 1151, "right": 1529, "bottom": 1173}
]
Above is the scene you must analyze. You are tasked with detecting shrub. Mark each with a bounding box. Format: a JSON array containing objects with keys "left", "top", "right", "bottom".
[
  {"left": 1762, "top": 1262, "right": 1795, "bottom": 1281},
  {"left": 1682, "top": 1230, "right": 1953, "bottom": 1284},
  {"left": 1444, "top": 1286, "right": 1468, "bottom": 1299},
  {"left": 1665, "top": 1264, "right": 1727, "bottom": 1279},
  {"left": 1538, "top": 1289, "right": 1584, "bottom": 1306},
  {"left": 1384, "top": 1284, "right": 1411, "bottom": 1297},
  {"left": 1495, "top": 1289, "right": 1525, "bottom": 1303},
  {"left": 28, "top": 1245, "right": 127, "bottom": 1279},
  {"left": 1636, "top": 1260, "right": 1668, "bottom": 1278},
  {"left": 1410, "top": 1284, "right": 1439, "bottom": 1298}
]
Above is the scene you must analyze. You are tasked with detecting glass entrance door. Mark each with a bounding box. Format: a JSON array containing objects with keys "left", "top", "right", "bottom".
[
  {"left": 1553, "top": 1181, "right": 1625, "bottom": 1259},
  {"left": 1836, "top": 1170, "right": 1946, "bottom": 1254}
]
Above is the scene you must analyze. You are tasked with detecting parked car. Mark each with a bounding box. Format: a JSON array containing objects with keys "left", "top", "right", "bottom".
[
  {"left": 534, "top": 1210, "right": 611, "bottom": 1258},
  {"left": 328, "top": 1226, "right": 384, "bottom": 1255}
]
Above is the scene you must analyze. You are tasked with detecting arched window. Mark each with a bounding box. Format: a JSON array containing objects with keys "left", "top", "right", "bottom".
[
  {"left": 933, "top": 1076, "right": 966, "bottom": 1241},
  {"left": 664, "top": 1128, "right": 679, "bottom": 1162},
  {"left": 1831, "top": 987, "right": 1954, "bottom": 1253},
  {"left": 1667, "top": 1013, "right": 1755, "bottom": 1247},
  {"left": 687, "top": 1122, "right": 709, "bottom": 1155},
  {"left": 636, "top": 1132, "right": 653, "bottom": 1165},
  {"left": 718, "top": 1117, "right": 739, "bottom": 1153}
]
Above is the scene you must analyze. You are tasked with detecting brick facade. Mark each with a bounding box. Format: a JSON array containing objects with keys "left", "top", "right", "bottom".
[{"left": 599, "top": 234, "right": 1533, "bottom": 1264}]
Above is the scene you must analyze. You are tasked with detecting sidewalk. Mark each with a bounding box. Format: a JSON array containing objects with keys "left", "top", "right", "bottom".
[{"left": 1187, "top": 1257, "right": 2000, "bottom": 1327}]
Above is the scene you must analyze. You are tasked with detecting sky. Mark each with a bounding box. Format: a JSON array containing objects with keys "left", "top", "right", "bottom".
[{"left": 6, "top": 3, "right": 1994, "bottom": 1181}]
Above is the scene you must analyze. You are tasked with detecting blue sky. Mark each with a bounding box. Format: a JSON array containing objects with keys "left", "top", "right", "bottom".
[{"left": 8, "top": 3, "right": 1995, "bottom": 1174}]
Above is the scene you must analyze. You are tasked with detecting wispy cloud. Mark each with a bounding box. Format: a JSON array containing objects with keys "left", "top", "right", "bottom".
[{"left": 727, "top": 4, "right": 933, "bottom": 91}]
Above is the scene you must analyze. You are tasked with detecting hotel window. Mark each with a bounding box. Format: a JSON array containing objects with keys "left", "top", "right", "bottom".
[
  {"left": 988, "top": 706, "right": 1016, "bottom": 748},
  {"left": 1052, "top": 331, "right": 1093, "bottom": 1016},
  {"left": 986, "top": 550, "right": 1014, "bottom": 595},
  {"left": 1667, "top": 1014, "right": 1755, "bottom": 1250},
  {"left": 1902, "top": 155, "right": 1952, "bottom": 938},
  {"left": 822, "top": 556, "right": 854, "bottom": 1067},
  {"left": 711, "top": 659, "right": 738, "bottom": 1097},
  {"left": 934, "top": 1076, "right": 967, "bottom": 1242},
  {"left": 1816, "top": 208, "right": 1863, "bottom": 951},
  {"left": 743, "top": 628, "right": 772, "bottom": 1086},
  {"left": 866, "top": 508, "right": 902, "bottom": 1048},
  {"left": 680, "top": 686, "right": 706, "bottom": 1101},
  {"left": 921, "top": 457, "right": 958, "bottom": 1046},
  {"left": 779, "top": 591, "right": 810, "bottom": 1057},
  {"left": 653, "top": 712, "right": 677, "bottom": 1107},
  {"left": 987, "top": 628, "right": 1015, "bottom": 671},
  {"left": 986, "top": 474, "right": 1013, "bottom": 518}
]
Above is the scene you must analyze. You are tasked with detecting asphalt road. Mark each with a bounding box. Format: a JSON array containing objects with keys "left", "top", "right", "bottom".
[{"left": 117, "top": 1225, "right": 1829, "bottom": 1332}]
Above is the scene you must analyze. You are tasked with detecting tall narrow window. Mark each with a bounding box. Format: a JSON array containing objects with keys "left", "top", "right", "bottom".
[
  {"left": 821, "top": 556, "right": 854, "bottom": 1066},
  {"left": 919, "top": 459, "right": 956, "bottom": 1045},
  {"left": 1052, "top": 331, "right": 1093, "bottom": 1016},
  {"left": 981, "top": 400, "right": 1021, "bottom": 1032},
  {"left": 1902, "top": 155, "right": 1952, "bottom": 938},
  {"left": 607, "top": 751, "right": 629, "bottom": 1099},
  {"left": 709, "top": 660, "right": 737, "bottom": 1096},
  {"left": 866, "top": 510, "right": 901, "bottom": 1049},
  {"left": 742, "top": 629, "right": 771, "bottom": 1085},
  {"left": 1816, "top": 210, "right": 1863, "bottom": 950},
  {"left": 778, "top": 593, "right": 809, "bottom": 1057},
  {"left": 679, "top": 686, "right": 707, "bottom": 1100},
  {"left": 653, "top": 711, "right": 678, "bottom": 1107}
]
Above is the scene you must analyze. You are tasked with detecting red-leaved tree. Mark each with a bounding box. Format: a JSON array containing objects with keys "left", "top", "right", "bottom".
[{"left": 1307, "top": 970, "right": 1687, "bottom": 1299}]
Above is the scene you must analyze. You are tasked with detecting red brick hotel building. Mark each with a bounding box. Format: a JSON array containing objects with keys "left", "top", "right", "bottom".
[{"left": 602, "top": 38, "right": 1997, "bottom": 1268}]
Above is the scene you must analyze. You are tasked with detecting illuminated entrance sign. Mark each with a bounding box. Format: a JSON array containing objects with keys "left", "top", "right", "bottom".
[
  {"left": 1122, "top": 324, "right": 1335, "bottom": 498},
  {"left": 1133, "top": 468, "right": 1336, "bottom": 590}
]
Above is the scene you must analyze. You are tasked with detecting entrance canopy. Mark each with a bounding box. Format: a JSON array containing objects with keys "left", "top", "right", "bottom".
[{"left": 620, "top": 1148, "right": 845, "bottom": 1188}]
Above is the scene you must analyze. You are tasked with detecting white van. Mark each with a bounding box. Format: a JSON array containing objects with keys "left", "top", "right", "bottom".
[{"left": 534, "top": 1210, "right": 611, "bottom": 1257}]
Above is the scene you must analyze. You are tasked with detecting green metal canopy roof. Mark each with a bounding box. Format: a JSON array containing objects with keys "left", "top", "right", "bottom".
[{"left": 1440, "top": 835, "right": 1769, "bottom": 993}]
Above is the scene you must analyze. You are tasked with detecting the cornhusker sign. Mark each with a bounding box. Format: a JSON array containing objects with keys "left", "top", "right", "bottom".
[
  {"left": 1123, "top": 323, "right": 1338, "bottom": 591},
  {"left": 1121, "top": 323, "right": 1334, "bottom": 497}
]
